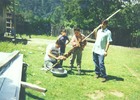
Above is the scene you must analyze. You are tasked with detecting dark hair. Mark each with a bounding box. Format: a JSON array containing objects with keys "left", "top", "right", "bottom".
[
  {"left": 74, "top": 28, "right": 80, "bottom": 32},
  {"left": 102, "top": 20, "right": 108, "bottom": 25},
  {"left": 61, "top": 29, "right": 66, "bottom": 32},
  {"left": 56, "top": 39, "right": 61, "bottom": 45}
]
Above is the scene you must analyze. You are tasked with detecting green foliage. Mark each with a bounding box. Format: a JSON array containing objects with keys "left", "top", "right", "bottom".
[
  {"left": 7, "top": 0, "right": 140, "bottom": 47},
  {"left": 131, "top": 29, "right": 140, "bottom": 38},
  {"left": 15, "top": 0, "right": 123, "bottom": 30},
  {"left": 0, "top": 0, "right": 11, "bottom": 6}
]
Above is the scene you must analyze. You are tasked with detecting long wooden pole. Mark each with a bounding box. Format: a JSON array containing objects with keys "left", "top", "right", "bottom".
[{"left": 82, "top": 9, "right": 121, "bottom": 42}]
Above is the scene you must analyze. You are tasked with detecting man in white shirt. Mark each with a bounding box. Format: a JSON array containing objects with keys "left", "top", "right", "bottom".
[
  {"left": 44, "top": 40, "right": 66, "bottom": 69},
  {"left": 93, "top": 20, "right": 112, "bottom": 82}
]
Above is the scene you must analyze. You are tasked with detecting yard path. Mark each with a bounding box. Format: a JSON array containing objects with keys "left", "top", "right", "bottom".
[
  {"left": 27, "top": 38, "right": 56, "bottom": 46},
  {"left": 27, "top": 38, "right": 94, "bottom": 46}
]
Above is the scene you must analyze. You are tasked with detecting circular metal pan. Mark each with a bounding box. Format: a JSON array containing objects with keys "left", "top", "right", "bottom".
[{"left": 51, "top": 68, "right": 67, "bottom": 77}]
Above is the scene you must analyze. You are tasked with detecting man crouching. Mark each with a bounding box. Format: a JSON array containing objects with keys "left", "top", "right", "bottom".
[{"left": 44, "top": 40, "right": 66, "bottom": 70}]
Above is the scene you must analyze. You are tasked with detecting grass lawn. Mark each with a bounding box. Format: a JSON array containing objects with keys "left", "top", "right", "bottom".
[{"left": 0, "top": 35, "right": 140, "bottom": 100}]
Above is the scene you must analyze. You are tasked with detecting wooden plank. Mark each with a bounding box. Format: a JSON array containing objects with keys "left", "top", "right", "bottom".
[
  {"left": 0, "top": 53, "right": 23, "bottom": 100},
  {"left": 0, "top": 50, "right": 20, "bottom": 68}
]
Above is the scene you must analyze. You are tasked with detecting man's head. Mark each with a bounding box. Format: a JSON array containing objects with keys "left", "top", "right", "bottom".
[
  {"left": 61, "top": 29, "right": 66, "bottom": 36},
  {"left": 101, "top": 20, "right": 108, "bottom": 29},
  {"left": 74, "top": 28, "right": 80, "bottom": 37},
  {"left": 55, "top": 40, "right": 61, "bottom": 48},
  {"left": 102, "top": 20, "right": 108, "bottom": 25}
]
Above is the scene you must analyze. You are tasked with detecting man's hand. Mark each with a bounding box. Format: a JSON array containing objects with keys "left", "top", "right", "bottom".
[
  {"left": 104, "top": 51, "right": 107, "bottom": 57},
  {"left": 57, "top": 56, "right": 66, "bottom": 60},
  {"left": 73, "top": 43, "right": 80, "bottom": 47}
]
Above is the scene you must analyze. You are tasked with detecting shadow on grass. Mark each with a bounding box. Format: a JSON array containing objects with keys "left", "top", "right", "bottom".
[
  {"left": 67, "top": 70, "right": 94, "bottom": 76},
  {"left": 107, "top": 75, "right": 124, "bottom": 82},
  {"left": 25, "top": 92, "right": 45, "bottom": 100},
  {"left": 63, "top": 66, "right": 94, "bottom": 76},
  {"left": 19, "top": 63, "right": 27, "bottom": 100},
  {"left": 0, "top": 37, "right": 29, "bottom": 45},
  {"left": 19, "top": 63, "right": 46, "bottom": 100},
  {"left": 82, "top": 69, "right": 94, "bottom": 73}
]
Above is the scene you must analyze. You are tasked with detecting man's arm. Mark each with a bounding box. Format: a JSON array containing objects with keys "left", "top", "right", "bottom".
[
  {"left": 80, "top": 34, "right": 87, "bottom": 49},
  {"left": 48, "top": 50, "right": 66, "bottom": 60},
  {"left": 104, "top": 42, "right": 110, "bottom": 56},
  {"left": 71, "top": 36, "right": 80, "bottom": 47},
  {"left": 48, "top": 50, "right": 58, "bottom": 59},
  {"left": 93, "top": 24, "right": 102, "bottom": 39},
  {"left": 65, "top": 37, "right": 70, "bottom": 45},
  {"left": 93, "top": 30, "right": 97, "bottom": 39}
]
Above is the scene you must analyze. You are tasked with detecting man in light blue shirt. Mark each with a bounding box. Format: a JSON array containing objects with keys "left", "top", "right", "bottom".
[{"left": 92, "top": 20, "right": 112, "bottom": 82}]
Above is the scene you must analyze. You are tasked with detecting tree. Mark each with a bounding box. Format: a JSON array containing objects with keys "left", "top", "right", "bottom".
[{"left": 12, "top": 0, "right": 140, "bottom": 47}]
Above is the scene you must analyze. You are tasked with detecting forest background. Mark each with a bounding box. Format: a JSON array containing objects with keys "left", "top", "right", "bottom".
[{"left": 4, "top": 0, "right": 140, "bottom": 47}]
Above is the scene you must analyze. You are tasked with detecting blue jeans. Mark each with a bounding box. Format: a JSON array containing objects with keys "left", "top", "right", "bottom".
[{"left": 93, "top": 52, "right": 107, "bottom": 78}]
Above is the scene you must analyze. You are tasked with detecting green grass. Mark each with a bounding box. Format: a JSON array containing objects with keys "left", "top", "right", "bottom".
[{"left": 0, "top": 35, "right": 140, "bottom": 100}]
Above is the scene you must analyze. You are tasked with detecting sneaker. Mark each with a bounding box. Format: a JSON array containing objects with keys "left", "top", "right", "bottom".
[
  {"left": 77, "top": 69, "right": 81, "bottom": 75},
  {"left": 101, "top": 77, "right": 107, "bottom": 82},
  {"left": 70, "top": 65, "right": 74, "bottom": 70},
  {"left": 77, "top": 65, "right": 81, "bottom": 75},
  {"left": 95, "top": 74, "right": 100, "bottom": 78}
]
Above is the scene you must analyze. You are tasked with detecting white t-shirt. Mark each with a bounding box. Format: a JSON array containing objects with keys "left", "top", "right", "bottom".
[
  {"left": 44, "top": 44, "right": 60, "bottom": 62},
  {"left": 93, "top": 28, "right": 112, "bottom": 55}
]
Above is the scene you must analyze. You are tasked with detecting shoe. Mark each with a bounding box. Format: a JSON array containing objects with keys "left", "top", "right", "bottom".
[
  {"left": 69, "top": 65, "right": 73, "bottom": 71},
  {"left": 95, "top": 74, "right": 100, "bottom": 78},
  {"left": 77, "top": 65, "right": 81, "bottom": 75},
  {"left": 101, "top": 77, "right": 107, "bottom": 82},
  {"left": 77, "top": 69, "right": 81, "bottom": 75}
]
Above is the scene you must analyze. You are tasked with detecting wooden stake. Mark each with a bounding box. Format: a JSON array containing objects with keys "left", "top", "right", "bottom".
[{"left": 21, "top": 81, "right": 47, "bottom": 93}]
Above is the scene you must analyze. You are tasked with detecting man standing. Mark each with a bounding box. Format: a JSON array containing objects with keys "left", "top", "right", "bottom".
[
  {"left": 93, "top": 20, "right": 112, "bottom": 82},
  {"left": 58, "top": 29, "right": 70, "bottom": 65},
  {"left": 70, "top": 28, "right": 87, "bottom": 74}
]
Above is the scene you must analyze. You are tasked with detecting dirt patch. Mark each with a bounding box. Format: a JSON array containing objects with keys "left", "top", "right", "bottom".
[
  {"left": 110, "top": 90, "right": 124, "bottom": 97},
  {"left": 124, "top": 64, "right": 140, "bottom": 81},
  {"left": 86, "top": 90, "right": 105, "bottom": 100}
]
